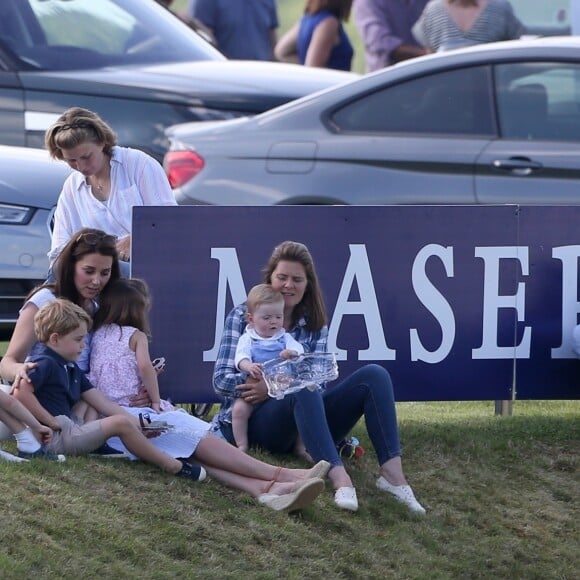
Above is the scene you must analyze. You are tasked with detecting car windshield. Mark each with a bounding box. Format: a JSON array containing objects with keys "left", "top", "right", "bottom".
[{"left": 0, "top": 0, "right": 224, "bottom": 71}]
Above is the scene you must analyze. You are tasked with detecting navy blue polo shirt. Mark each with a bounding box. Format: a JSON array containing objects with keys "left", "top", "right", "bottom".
[{"left": 27, "top": 344, "right": 94, "bottom": 417}]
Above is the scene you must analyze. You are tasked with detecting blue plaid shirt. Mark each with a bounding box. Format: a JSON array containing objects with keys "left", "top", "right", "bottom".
[{"left": 211, "top": 302, "right": 328, "bottom": 431}]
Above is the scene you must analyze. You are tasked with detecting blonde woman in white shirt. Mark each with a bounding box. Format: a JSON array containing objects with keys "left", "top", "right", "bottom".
[{"left": 45, "top": 107, "right": 176, "bottom": 276}]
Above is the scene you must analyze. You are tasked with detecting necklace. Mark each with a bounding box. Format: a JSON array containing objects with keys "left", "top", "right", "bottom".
[
  {"left": 91, "top": 175, "right": 108, "bottom": 194},
  {"left": 91, "top": 157, "right": 111, "bottom": 195}
]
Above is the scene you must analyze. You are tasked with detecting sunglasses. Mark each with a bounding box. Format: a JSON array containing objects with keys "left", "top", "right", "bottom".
[
  {"left": 75, "top": 232, "right": 117, "bottom": 246},
  {"left": 57, "top": 121, "right": 94, "bottom": 132}
]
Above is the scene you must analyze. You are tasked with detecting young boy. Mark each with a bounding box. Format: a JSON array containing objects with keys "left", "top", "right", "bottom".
[
  {"left": 0, "top": 387, "right": 61, "bottom": 462},
  {"left": 233, "top": 284, "right": 303, "bottom": 453},
  {"left": 13, "top": 299, "right": 205, "bottom": 481}
]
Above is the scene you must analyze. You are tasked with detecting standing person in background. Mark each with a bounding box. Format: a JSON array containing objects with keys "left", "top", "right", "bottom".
[
  {"left": 275, "top": 0, "right": 354, "bottom": 71},
  {"left": 154, "top": 0, "right": 215, "bottom": 44},
  {"left": 187, "top": 0, "right": 279, "bottom": 60},
  {"left": 45, "top": 107, "right": 177, "bottom": 278},
  {"left": 412, "top": 0, "right": 524, "bottom": 53},
  {"left": 353, "top": 0, "right": 429, "bottom": 72}
]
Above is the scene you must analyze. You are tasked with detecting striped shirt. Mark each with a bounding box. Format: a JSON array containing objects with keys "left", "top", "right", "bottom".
[{"left": 413, "top": 0, "right": 525, "bottom": 52}]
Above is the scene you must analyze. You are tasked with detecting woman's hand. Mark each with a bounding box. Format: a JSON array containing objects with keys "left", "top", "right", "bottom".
[
  {"left": 11, "top": 362, "right": 37, "bottom": 391},
  {"left": 238, "top": 376, "right": 268, "bottom": 405},
  {"left": 116, "top": 235, "right": 131, "bottom": 262},
  {"left": 128, "top": 387, "right": 152, "bottom": 408}
]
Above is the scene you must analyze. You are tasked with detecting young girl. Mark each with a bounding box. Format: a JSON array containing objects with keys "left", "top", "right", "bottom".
[{"left": 88, "top": 278, "right": 167, "bottom": 415}]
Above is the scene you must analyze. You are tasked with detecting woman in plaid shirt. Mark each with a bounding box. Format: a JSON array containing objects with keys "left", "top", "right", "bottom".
[{"left": 212, "top": 241, "right": 426, "bottom": 514}]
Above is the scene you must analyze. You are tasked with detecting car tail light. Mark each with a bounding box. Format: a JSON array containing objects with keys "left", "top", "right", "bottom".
[{"left": 164, "top": 151, "right": 205, "bottom": 189}]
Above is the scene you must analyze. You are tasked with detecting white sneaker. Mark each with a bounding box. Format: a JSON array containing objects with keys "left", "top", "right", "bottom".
[
  {"left": 334, "top": 486, "right": 358, "bottom": 512},
  {"left": 376, "top": 476, "right": 426, "bottom": 514},
  {"left": 0, "top": 448, "right": 29, "bottom": 463}
]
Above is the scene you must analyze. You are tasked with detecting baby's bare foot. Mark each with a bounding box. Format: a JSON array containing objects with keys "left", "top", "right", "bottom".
[{"left": 294, "top": 444, "right": 314, "bottom": 464}]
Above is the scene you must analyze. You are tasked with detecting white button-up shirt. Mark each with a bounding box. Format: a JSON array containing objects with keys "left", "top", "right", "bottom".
[{"left": 49, "top": 146, "right": 176, "bottom": 263}]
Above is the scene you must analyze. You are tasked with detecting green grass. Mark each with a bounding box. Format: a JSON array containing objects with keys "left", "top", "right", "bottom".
[
  {"left": 2, "top": 8, "right": 575, "bottom": 576},
  {"left": 173, "top": 0, "right": 367, "bottom": 73},
  {"left": 0, "top": 400, "right": 578, "bottom": 578}
]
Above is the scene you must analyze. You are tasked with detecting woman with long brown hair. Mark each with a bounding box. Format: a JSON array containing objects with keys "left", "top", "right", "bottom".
[
  {"left": 0, "top": 228, "right": 120, "bottom": 383},
  {"left": 213, "top": 241, "right": 426, "bottom": 514}
]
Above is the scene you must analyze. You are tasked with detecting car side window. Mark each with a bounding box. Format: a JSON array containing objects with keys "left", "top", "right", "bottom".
[
  {"left": 495, "top": 62, "right": 580, "bottom": 142},
  {"left": 329, "top": 66, "right": 495, "bottom": 137}
]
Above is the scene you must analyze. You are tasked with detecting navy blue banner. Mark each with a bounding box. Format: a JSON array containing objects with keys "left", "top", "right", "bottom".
[{"left": 133, "top": 206, "right": 579, "bottom": 404}]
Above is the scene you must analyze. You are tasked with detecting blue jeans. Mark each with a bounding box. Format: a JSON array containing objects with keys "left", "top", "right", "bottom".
[{"left": 222, "top": 364, "right": 401, "bottom": 468}]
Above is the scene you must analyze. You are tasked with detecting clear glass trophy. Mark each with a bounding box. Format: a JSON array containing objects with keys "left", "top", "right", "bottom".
[{"left": 261, "top": 352, "right": 339, "bottom": 400}]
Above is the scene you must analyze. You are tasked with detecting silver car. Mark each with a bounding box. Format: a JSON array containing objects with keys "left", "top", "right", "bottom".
[
  {"left": 0, "top": 146, "right": 70, "bottom": 338},
  {"left": 165, "top": 37, "right": 580, "bottom": 207}
]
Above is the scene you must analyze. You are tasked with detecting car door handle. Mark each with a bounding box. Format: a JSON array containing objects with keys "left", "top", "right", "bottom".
[{"left": 492, "top": 157, "right": 543, "bottom": 176}]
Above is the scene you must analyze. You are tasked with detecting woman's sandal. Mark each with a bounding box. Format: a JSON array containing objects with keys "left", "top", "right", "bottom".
[
  {"left": 258, "top": 478, "right": 325, "bottom": 512},
  {"left": 307, "top": 460, "right": 331, "bottom": 480},
  {"left": 261, "top": 466, "right": 283, "bottom": 495}
]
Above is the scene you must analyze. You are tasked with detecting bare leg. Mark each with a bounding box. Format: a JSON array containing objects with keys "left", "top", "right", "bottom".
[
  {"left": 99, "top": 415, "right": 182, "bottom": 474},
  {"left": 0, "top": 420, "right": 13, "bottom": 443},
  {"left": 328, "top": 465, "right": 353, "bottom": 490},
  {"left": 193, "top": 434, "right": 328, "bottom": 483},
  {"left": 205, "top": 466, "right": 312, "bottom": 498},
  {"left": 71, "top": 400, "right": 99, "bottom": 423},
  {"left": 84, "top": 406, "right": 100, "bottom": 423},
  {"left": 231, "top": 399, "right": 253, "bottom": 453},
  {"left": 380, "top": 456, "right": 407, "bottom": 486},
  {"left": 293, "top": 436, "right": 314, "bottom": 463},
  {"left": 0, "top": 407, "right": 24, "bottom": 434},
  {"left": 0, "top": 407, "right": 41, "bottom": 453}
]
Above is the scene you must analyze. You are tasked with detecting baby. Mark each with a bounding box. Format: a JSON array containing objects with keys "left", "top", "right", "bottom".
[{"left": 233, "top": 284, "right": 303, "bottom": 452}]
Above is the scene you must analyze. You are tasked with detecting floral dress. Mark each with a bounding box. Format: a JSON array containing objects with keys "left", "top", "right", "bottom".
[{"left": 88, "top": 324, "right": 210, "bottom": 459}]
